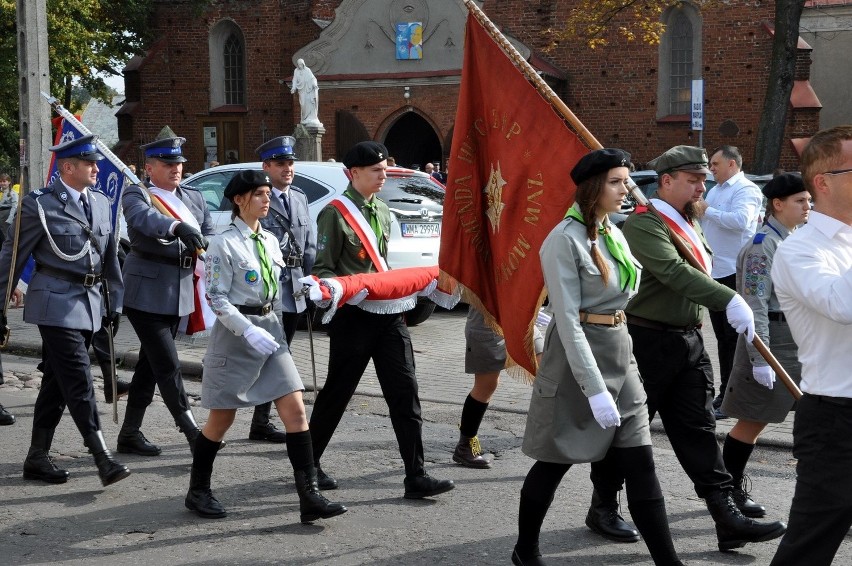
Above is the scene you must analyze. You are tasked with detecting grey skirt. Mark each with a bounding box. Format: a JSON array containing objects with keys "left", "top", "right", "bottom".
[
  {"left": 721, "top": 320, "right": 801, "bottom": 423},
  {"left": 464, "top": 307, "right": 544, "bottom": 374},
  {"left": 522, "top": 322, "right": 651, "bottom": 464},
  {"left": 201, "top": 312, "right": 304, "bottom": 409}
]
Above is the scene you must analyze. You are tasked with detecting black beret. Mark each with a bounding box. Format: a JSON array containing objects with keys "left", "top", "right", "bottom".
[
  {"left": 343, "top": 141, "right": 389, "bottom": 169},
  {"left": 570, "top": 148, "right": 632, "bottom": 186},
  {"left": 224, "top": 170, "right": 272, "bottom": 200},
  {"left": 762, "top": 173, "right": 805, "bottom": 200}
]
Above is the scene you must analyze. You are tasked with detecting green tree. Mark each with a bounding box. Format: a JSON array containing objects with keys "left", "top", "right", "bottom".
[
  {"left": 548, "top": 0, "right": 807, "bottom": 173},
  {"left": 0, "top": 0, "right": 156, "bottom": 170}
]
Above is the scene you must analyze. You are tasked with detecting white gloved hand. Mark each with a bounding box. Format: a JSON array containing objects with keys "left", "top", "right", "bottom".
[
  {"left": 752, "top": 365, "right": 775, "bottom": 389},
  {"left": 243, "top": 325, "right": 280, "bottom": 355},
  {"left": 297, "top": 275, "right": 322, "bottom": 301},
  {"left": 588, "top": 390, "right": 621, "bottom": 429},
  {"left": 726, "top": 294, "right": 756, "bottom": 342},
  {"left": 535, "top": 308, "right": 552, "bottom": 327}
]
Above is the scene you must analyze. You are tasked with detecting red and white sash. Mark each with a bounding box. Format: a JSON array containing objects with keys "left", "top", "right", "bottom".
[
  {"left": 330, "top": 196, "right": 389, "bottom": 272},
  {"left": 639, "top": 199, "right": 712, "bottom": 272},
  {"left": 149, "top": 187, "right": 216, "bottom": 335}
]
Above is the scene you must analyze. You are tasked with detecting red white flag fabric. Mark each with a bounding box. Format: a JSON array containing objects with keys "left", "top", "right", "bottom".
[
  {"left": 439, "top": 13, "right": 591, "bottom": 377},
  {"left": 299, "top": 266, "right": 460, "bottom": 324}
]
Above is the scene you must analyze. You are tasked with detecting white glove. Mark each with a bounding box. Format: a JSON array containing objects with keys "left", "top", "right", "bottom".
[
  {"left": 243, "top": 325, "right": 279, "bottom": 355},
  {"left": 725, "top": 294, "right": 755, "bottom": 342},
  {"left": 752, "top": 365, "right": 775, "bottom": 389},
  {"left": 535, "top": 308, "right": 552, "bottom": 327},
  {"left": 588, "top": 390, "right": 621, "bottom": 429}
]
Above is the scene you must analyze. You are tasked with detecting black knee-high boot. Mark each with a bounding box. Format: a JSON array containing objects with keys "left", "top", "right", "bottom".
[
  {"left": 513, "top": 461, "right": 571, "bottom": 565},
  {"left": 286, "top": 430, "right": 347, "bottom": 523},
  {"left": 185, "top": 432, "right": 226, "bottom": 518},
  {"left": 722, "top": 433, "right": 765, "bottom": 518},
  {"left": 615, "top": 446, "right": 682, "bottom": 565}
]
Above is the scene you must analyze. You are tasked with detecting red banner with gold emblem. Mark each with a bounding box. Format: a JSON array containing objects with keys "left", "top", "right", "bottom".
[{"left": 439, "top": 13, "right": 591, "bottom": 377}]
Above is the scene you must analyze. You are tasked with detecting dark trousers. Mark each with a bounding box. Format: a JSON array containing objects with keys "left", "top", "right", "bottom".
[
  {"left": 34, "top": 325, "right": 99, "bottom": 436},
  {"left": 90, "top": 325, "right": 111, "bottom": 367},
  {"left": 124, "top": 307, "right": 190, "bottom": 419},
  {"left": 770, "top": 394, "right": 852, "bottom": 566},
  {"left": 628, "top": 323, "right": 731, "bottom": 497},
  {"left": 708, "top": 274, "right": 738, "bottom": 397},
  {"left": 309, "top": 306, "right": 424, "bottom": 477}
]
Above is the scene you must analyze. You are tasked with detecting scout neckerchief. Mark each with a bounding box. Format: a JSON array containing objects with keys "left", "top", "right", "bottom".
[
  {"left": 330, "top": 190, "right": 389, "bottom": 272},
  {"left": 249, "top": 230, "right": 278, "bottom": 301},
  {"left": 635, "top": 199, "right": 712, "bottom": 273},
  {"left": 345, "top": 187, "right": 386, "bottom": 256},
  {"left": 565, "top": 203, "right": 637, "bottom": 292}
]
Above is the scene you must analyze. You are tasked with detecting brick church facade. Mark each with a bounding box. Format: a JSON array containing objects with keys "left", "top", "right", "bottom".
[{"left": 116, "top": 0, "right": 820, "bottom": 174}]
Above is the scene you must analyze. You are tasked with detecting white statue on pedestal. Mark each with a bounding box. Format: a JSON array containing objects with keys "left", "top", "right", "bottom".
[{"left": 291, "top": 59, "right": 321, "bottom": 127}]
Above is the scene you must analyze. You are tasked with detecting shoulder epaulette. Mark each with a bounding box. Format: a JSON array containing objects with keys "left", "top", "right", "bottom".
[
  {"left": 178, "top": 184, "right": 200, "bottom": 192},
  {"left": 28, "top": 186, "right": 53, "bottom": 199},
  {"left": 753, "top": 233, "right": 766, "bottom": 244},
  {"left": 290, "top": 185, "right": 306, "bottom": 196}
]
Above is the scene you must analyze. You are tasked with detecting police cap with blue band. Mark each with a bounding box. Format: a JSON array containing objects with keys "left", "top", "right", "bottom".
[
  {"left": 256, "top": 136, "right": 298, "bottom": 161},
  {"left": 141, "top": 136, "right": 188, "bottom": 163},
  {"left": 49, "top": 134, "right": 104, "bottom": 162}
]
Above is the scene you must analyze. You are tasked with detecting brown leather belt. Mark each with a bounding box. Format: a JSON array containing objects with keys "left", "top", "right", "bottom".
[
  {"left": 237, "top": 303, "right": 274, "bottom": 316},
  {"left": 627, "top": 314, "right": 702, "bottom": 333},
  {"left": 579, "top": 310, "right": 626, "bottom": 327}
]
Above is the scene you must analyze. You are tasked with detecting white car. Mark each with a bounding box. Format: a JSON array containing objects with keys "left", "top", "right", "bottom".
[{"left": 181, "top": 161, "right": 445, "bottom": 325}]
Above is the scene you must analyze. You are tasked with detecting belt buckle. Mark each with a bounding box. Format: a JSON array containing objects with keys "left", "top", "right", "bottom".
[
  {"left": 180, "top": 256, "right": 193, "bottom": 269},
  {"left": 613, "top": 310, "right": 625, "bottom": 326},
  {"left": 261, "top": 303, "right": 272, "bottom": 315},
  {"left": 284, "top": 256, "right": 301, "bottom": 267},
  {"left": 83, "top": 273, "right": 97, "bottom": 287}
]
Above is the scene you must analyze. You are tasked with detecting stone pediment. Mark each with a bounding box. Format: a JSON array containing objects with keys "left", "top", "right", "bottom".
[{"left": 293, "top": 0, "right": 525, "bottom": 76}]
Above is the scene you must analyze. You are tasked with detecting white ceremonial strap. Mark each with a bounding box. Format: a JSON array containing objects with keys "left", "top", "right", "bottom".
[{"left": 149, "top": 186, "right": 200, "bottom": 230}]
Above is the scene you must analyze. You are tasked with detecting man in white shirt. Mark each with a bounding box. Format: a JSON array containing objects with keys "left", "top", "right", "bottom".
[
  {"left": 769, "top": 125, "right": 852, "bottom": 566},
  {"left": 695, "top": 146, "right": 762, "bottom": 416}
]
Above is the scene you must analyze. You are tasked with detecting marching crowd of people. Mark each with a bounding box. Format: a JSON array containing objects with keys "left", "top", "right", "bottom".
[{"left": 1, "top": 125, "right": 851, "bottom": 565}]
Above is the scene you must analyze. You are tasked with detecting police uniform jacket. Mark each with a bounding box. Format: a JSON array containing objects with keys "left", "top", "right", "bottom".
[
  {"left": 622, "top": 207, "right": 733, "bottom": 326},
  {"left": 522, "top": 216, "right": 650, "bottom": 464},
  {"left": 0, "top": 178, "right": 123, "bottom": 331},
  {"left": 260, "top": 185, "right": 315, "bottom": 313},
  {"left": 121, "top": 183, "right": 214, "bottom": 316},
  {"left": 313, "top": 185, "right": 391, "bottom": 278}
]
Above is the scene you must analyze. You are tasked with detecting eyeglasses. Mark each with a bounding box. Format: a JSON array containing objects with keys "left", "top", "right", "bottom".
[{"left": 823, "top": 168, "right": 852, "bottom": 176}]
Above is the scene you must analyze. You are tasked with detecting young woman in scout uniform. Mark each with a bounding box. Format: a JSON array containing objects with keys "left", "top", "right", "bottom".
[
  {"left": 512, "top": 149, "right": 683, "bottom": 566},
  {"left": 720, "top": 173, "right": 810, "bottom": 518},
  {"left": 184, "top": 170, "right": 346, "bottom": 523}
]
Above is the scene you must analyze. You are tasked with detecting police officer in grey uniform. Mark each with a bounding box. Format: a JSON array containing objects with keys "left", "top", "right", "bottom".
[
  {"left": 117, "top": 135, "right": 213, "bottom": 456},
  {"left": 246, "top": 135, "right": 317, "bottom": 443},
  {"left": 0, "top": 135, "right": 130, "bottom": 486}
]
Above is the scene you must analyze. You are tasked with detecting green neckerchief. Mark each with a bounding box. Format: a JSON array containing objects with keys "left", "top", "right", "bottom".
[
  {"left": 344, "top": 187, "right": 386, "bottom": 256},
  {"left": 564, "top": 203, "right": 637, "bottom": 292},
  {"left": 249, "top": 231, "right": 278, "bottom": 301}
]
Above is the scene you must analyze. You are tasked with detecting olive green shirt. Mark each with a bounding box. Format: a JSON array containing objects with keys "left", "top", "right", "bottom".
[
  {"left": 622, "top": 207, "right": 734, "bottom": 326},
  {"left": 313, "top": 184, "right": 392, "bottom": 278}
]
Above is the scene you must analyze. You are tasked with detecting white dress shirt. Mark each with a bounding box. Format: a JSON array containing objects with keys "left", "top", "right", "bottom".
[
  {"left": 772, "top": 210, "right": 852, "bottom": 397},
  {"left": 700, "top": 171, "right": 762, "bottom": 278}
]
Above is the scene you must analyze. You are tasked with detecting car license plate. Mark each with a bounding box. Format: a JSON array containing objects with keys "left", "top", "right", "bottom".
[{"left": 401, "top": 222, "right": 440, "bottom": 237}]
